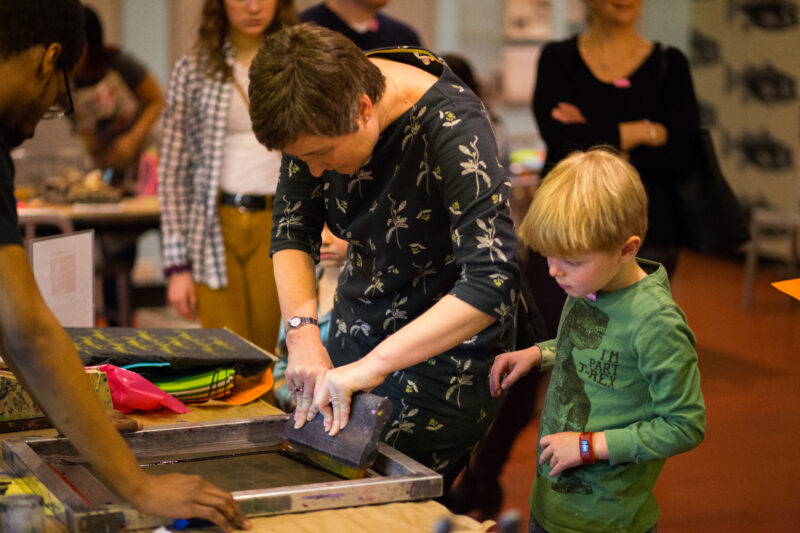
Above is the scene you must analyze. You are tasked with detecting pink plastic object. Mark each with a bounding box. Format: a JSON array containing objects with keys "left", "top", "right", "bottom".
[
  {"left": 136, "top": 147, "right": 159, "bottom": 196},
  {"left": 91, "top": 364, "right": 190, "bottom": 414}
]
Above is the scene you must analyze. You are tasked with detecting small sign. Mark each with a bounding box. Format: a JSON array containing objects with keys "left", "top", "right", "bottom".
[{"left": 30, "top": 230, "right": 94, "bottom": 327}]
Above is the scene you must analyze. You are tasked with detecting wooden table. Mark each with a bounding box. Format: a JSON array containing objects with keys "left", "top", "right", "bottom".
[
  {"left": 18, "top": 195, "right": 160, "bottom": 231},
  {"left": 0, "top": 401, "right": 491, "bottom": 532},
  {"left": 17, "top": 196, "right": 161, "bottom": 326}
]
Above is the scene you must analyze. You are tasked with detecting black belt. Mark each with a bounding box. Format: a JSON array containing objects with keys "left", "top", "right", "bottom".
[{"left": 219, "top": 192, "right": 272, "bottom": 211}]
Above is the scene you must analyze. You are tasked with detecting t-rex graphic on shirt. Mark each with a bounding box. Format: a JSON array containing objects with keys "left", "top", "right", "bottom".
[{"left": 538, "top": 298, "right": 609, "bottom": 495}]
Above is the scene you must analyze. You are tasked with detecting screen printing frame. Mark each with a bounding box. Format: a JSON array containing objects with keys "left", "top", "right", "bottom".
[{"left": 2, "top": 414, "right": 443, "bottom": 532}]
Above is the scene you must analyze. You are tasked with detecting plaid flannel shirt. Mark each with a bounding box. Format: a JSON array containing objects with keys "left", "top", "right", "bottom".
[{"left": 158, "top": 43, "right": 236, "bottom": 289}]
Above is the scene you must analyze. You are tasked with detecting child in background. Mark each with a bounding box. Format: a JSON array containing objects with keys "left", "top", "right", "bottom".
[
  {"left": 273, "top": 225, "right": 348, "bottom": 411},
  {"left": 489, "top": 148, "right": 705, "bottom": 533}
]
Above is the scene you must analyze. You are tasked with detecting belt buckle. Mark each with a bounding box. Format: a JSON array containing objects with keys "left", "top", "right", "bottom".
[{"left": 235, "top": 192, "right": 247, "bottom": 213}]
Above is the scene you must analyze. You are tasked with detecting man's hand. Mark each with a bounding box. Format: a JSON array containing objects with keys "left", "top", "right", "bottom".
[
  {"left": 55, "top": 409, "right": 142, "bottom": 437},
  {"left": 129, "top": 473, "right": 250, "bottom": 532},
  {"left": 107, "top": 409, "right": 142, "bottom": 433},
  {"left": 102, "top": 132, "right": 140, "bottom": 169}
]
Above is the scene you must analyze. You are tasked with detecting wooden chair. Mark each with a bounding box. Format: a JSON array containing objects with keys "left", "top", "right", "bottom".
[
  {"left": 17, "top": 211, "right": 74, "bottom": 253},
  {"left": 742, "top": 182, "right": 800, "bottom": 309}
]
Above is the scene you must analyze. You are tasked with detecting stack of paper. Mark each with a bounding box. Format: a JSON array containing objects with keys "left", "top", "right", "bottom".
[{"left": 149, "top": 367, "right": 236, "bottom": 402}]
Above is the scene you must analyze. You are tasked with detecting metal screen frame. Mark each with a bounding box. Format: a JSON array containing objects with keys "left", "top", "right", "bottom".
[{"left": 2, "top": 414, "right": 442, "bottom": 532}]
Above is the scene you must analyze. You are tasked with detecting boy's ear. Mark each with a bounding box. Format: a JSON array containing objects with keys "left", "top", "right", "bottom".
[{"left": 619, "top": 236, "right": 642, "bottom": 263}]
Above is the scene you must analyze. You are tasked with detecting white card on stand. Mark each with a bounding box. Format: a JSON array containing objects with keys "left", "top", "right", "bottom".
[{"left": 30, "top": 230, "right": 95, "bottom": 328}]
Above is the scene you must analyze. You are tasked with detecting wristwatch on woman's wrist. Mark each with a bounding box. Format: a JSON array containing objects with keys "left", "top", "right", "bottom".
[{"left": 286, "top": 316, "right": 319, "bottom": 331}]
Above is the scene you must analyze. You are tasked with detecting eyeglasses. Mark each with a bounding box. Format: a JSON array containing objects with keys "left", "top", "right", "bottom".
[{"left": 42, "top": 68, "right": 74, "bottom": 120}]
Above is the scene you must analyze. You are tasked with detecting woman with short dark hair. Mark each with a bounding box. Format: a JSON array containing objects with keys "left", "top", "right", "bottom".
[{"left": 249, "top": 23, "right": 522, "bottom": 487}]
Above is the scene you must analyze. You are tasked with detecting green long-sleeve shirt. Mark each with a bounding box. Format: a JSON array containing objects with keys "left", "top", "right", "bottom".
[{"left": 532, "top": 260, "right": 706, "bottom": 533}]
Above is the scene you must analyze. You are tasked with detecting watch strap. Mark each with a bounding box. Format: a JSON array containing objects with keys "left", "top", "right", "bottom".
[
  {"left": 286, "top": 316, "right": 319, "bottom": 331},
  {"left": 579, "top": 432, "right": 595, "bottom": 464}
]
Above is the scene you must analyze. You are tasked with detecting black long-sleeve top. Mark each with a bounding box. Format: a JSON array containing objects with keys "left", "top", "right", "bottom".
[{"left": 533, "top": 36, "right": 701, "bottom": 246}]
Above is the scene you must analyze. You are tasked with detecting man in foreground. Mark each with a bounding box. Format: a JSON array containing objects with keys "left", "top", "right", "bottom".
[{"left": 0, "top": 2, "right": 248, "bottom": 530}]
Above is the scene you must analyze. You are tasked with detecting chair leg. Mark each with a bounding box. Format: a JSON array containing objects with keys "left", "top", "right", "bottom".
[
  {"left": 742, "top": 222, "right": 760, "bottom": 310},
  {"left": 115, "top": 270, "right": 131, "bottom": 327}
]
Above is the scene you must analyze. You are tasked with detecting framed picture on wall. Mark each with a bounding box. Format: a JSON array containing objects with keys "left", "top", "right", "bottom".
[{"left": 505, "top": 0, "right": 552, "bottom": 41}]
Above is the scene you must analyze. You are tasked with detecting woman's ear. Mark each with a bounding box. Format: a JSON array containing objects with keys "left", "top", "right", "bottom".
[
  {"left": 358, "top": 93, "right": 374, "bottom": 126},
  {"left": 619, "top": 235, "right": 642, "bottom": 263}
]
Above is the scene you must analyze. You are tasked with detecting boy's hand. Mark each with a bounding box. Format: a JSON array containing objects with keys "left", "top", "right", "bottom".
[
  {"left": 489, "top": 346, "right": 541, "bottom": 397},
  {"left": 539, "top": 432, "right": 583, "bottom": 477}
]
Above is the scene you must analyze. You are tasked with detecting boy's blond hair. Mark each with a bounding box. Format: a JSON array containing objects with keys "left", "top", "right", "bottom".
[{"left": 519, "top": 148, "right": 648, "bottom": 256}]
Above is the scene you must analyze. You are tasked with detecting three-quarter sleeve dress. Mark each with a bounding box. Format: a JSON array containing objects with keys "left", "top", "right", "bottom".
[{"left": 270, "top": 49, "right": 520, "bottom": 475}]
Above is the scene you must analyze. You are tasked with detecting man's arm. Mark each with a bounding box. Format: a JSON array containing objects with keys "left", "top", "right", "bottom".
[{"left": 0, "top": 244, "right": 248, "bottom": 531}]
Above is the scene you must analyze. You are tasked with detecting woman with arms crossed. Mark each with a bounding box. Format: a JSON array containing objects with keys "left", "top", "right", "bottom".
[{"left": 533, "top": 0, "right": 700, "bottom": 276}]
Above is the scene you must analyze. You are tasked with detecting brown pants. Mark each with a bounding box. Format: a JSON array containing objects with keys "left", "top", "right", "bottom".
[{"left": 195, "top": 204, "right": 280, "bottom": 354}]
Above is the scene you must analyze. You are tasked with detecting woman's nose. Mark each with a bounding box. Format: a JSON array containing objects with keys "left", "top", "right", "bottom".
[{"left": 307, "top": 161, "right": 324, "bottom": 178}]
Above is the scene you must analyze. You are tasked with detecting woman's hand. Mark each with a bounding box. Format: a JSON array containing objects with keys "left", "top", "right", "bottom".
[
  {"left": 167, "top": 271, "right": 197, "bottom": 320},
  {"left": 489, "top": 346, "right": 541, "bottom": 397},
  {"left": 312, "top": 357, "right": 387, "bottom": 436},
  {"left": 551, "top": 102, "right": 587, "bottom": 124},
  {"left": 285, "top": 328, "right": 333, "bottom": 427},
  {"left": 128, "top": 472, "right": 250, "bottom": 533},
  {"left": 620, "top": 119, "right": 668, "bottom": 150},
  {"left": 539, "top": 432, "right": 583, "bottom": 477},
  {"left": 642, "top": 119, "right": 668, "bottom": 146}
]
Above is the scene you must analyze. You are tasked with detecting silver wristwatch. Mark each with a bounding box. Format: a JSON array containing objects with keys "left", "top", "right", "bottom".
[{"left": 286, "top": 316, "right": 319, "bottom": 331}]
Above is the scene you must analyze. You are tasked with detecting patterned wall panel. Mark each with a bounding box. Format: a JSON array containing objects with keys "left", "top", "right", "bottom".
[{"left": 690, "top": 0, "right": 799, "bottom": 214}]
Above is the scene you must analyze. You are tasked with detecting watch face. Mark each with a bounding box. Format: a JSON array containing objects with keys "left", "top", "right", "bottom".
[
  {"left": 580, "top": 441, "right": 590, "bottom": 453},
  {"left": 288, "top": 317, "right": 301, "bottom": 327}
]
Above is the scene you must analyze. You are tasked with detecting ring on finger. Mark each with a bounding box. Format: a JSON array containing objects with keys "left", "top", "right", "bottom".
[
  {"left": 330, "top": 396, "right": 338, "bottom": 403},
  {"left": 294, "top": 386, "right": 303, "bottom": 393}
]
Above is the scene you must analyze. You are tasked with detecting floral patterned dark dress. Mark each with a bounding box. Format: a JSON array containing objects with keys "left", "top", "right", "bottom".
[{"left": 270, "top": 49, "right": 520, "bottom": 477}]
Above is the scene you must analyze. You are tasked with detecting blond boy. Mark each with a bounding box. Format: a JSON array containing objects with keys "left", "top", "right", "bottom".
[{"left": 489, "top": 149, "right": 705, "bottom": 533}]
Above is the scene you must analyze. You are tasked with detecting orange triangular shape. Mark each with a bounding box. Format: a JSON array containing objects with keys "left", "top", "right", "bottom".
[{"left": 772, "top": 278, "right": 800, "bottom": 302}]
